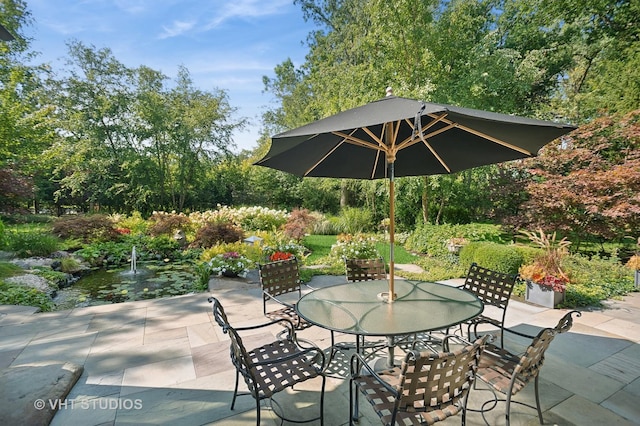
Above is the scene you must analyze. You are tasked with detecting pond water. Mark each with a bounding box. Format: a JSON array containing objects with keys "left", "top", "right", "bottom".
[{"left": 54, "top": 262, "right": 199, "bottom": 310}]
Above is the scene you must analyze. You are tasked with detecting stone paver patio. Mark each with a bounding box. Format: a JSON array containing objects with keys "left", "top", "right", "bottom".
[{"left": 0, "top": 271, "right": 639, "bottom": 425}]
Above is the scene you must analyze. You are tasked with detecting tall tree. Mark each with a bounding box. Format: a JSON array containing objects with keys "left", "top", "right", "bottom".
[{"left": 0, "top": 0, "right": 53, "bottom": 211}]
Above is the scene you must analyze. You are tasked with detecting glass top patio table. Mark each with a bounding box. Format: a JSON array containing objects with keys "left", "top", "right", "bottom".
[{"left": 296, "top": 279, "right": 483, "bottom": 337}]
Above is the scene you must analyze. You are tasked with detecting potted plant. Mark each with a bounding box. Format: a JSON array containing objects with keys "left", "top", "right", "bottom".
[
  {"left": 208, "top": 251, "right": 252, "bottom": 278},
  {"left": 519, "top": 229, "right": 571, "bottom": 308}
]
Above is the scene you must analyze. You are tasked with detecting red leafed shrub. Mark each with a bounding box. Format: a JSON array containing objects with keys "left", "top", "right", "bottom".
[
  {"left": 52, "top": 214, "right": 119, "bottom": 242},
  {"left": 283, "top": 208, "right": 316, "bottom": 241},
  {"left": 148, "top": 212, "right": 191, "bottom": 236},
  {"left": 190, "top": 222, "right": 244, "bottom": 248}
]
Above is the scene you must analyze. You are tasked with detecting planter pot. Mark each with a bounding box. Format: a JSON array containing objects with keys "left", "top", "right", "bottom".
[
  {"left": 221, "top": 270, "right": 239, "bottom": 278},
  {"left": 525, "top": 280, "right": 564, "bottom": 308}
]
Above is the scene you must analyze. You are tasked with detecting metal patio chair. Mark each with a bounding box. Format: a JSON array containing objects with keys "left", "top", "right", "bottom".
[
  {"left": 349, "top": 335, "right": 489, "bottom": 425},
  {"left": 208, "top": 296, "right": 326, "bottom": 425},
  {"left": 345, "top": 257, "right": 387, "bottom": 282},
  {"left": 473, "top": 310, "right": 581, "bottom": 425},
  {"left": 258, "top": 256, "right": 312, "bottom": 332},
  {"left": 458, "top": 263, "right": 518, "bottom": 347}
]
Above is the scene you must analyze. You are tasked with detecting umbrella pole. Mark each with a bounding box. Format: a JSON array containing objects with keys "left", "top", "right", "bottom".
[{"left": 388, "top": 161, "right": 395, "bottom": 302}]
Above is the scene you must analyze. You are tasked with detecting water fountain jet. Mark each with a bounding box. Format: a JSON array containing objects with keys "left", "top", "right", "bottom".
[{"left": 131, "top": 246, "right": 137, "bottom": 274}]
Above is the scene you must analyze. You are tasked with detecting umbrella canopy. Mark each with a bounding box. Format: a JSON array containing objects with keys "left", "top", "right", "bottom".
[
  {"left": 256, "top": 90, "right": 576, "bottom": 301},
  {"left": 0, "top": 23, "right": 14, "bottom": 41}
]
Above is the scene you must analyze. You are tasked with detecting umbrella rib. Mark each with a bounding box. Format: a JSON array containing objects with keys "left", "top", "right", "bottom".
[
  {"left": 454, "top": 123, "right": 533, "bottom": 155},
  {"left": 332, "top": 130, "right": 383, "bottom": 151},
  {"left": 424, "top": 112, "right": 533, "bottom": 156},
  {"left": 304, "top": 138, "right": 347, "bottom": 176}
]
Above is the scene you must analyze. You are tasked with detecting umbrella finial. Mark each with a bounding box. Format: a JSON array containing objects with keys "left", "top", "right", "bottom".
[{"left": 386, "top": 87, "right": 393, "bottom": 97}]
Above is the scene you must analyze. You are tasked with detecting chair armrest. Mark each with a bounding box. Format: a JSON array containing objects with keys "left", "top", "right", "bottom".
[
  {"left": 262, "top": 290, "right": 296, "bottom": 309},
  {"left": 234, "top": 317, "right": 296, "bottom": 337},
  {"left": 349, "top": 352, "right": 399, "bottom": 396},
  {"left": 501, "top": 326, "right": 536, "bottom": 340},
  {"left": 441, "top": 333, "right": 495, "bottom": 351}
]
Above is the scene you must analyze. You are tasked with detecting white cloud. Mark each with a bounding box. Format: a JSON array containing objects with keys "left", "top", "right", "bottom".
[
  {"left": 204, "top": 0, "right": 292, "bottom": 29},
  {"left": 158, "top": 20, "right": 197, "bottom": 39}
]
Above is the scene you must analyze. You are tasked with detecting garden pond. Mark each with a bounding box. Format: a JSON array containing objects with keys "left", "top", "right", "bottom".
[{"left": 54, "top": 261, "right": 201, "bottom": 310}]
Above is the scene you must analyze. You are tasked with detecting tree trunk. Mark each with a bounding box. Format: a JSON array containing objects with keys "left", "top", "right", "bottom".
[
  {"left": 421, "top": 176, "right": 429, "bottom": 224},
  {"left": 340, "top": 180, "right": 350, "bottom": 208}
]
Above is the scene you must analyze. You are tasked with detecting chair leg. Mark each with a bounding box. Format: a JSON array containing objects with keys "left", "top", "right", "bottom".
[
  {"left": 320, "top": 374, "right": 326, "bottom": 426},
  {"left": 461, "top": 394, "right": 468, "bottom": 426},
  {"left": 231, "top": 370, "right": 240, "bottom": 410},
  {"left": 349, "top": 378, "right": 356, "bottom": 425},
  {"left": 534, "top": 375, "right": 543, "bottom": 424},
  {"left": 505, "top": 386, "right": 512, "bottom": 426},
  {"left": 255, "top": 398, "right": 260, "bottom": 426}
]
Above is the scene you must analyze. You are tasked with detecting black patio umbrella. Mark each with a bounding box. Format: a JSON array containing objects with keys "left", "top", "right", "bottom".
[{"left": 256, "top": 88, "right": 576, "bottom": 301}]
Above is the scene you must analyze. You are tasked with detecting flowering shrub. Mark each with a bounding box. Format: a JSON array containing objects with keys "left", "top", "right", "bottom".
[
  {"left": 329, "top": 233, "right": 379, "bottom": 264},
  {"left": 262, "top": 240, "right": 307, "bottom": 261},
  {"left": 270, "top": 251, "right": 294, "bottom": 262},
  {"left": 189, "top": 205, "right": 288, "bottom": 231},
  {"left": 208, "top": 251, "right": 253, "bottom": 277},
  {"left": 519, "top": 229, "right": 571, "bottom": 292}
]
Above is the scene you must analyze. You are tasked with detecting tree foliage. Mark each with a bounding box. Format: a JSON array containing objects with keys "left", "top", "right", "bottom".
[
  {"left": 44, "top": 41, "right": 244, "bottom": 214},
  {"left": 506, "top": 110, "right": 640, "bottom": 244}
]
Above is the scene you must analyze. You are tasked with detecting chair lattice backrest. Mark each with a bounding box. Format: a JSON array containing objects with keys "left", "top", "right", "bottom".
[
  {"left": 209, "top": 296, "right": 230, "bottom": 329},
  {"left": 208, "top": 297, "right": 255, "bottom": 392},
  {"left": 462, "top": 263, "right": 517, "bottom": 309},
  {"left": 345, "top": 257, "right": 386, "bottom": 282},
  {"left": 515, "top": 310, "right": 579, "bottom": 380},
  {"left": 396, "top": 335, "right": 488, "bottom": 414},
  {"left": 259, "top": 257, "right": 301, "bottom": 301}
]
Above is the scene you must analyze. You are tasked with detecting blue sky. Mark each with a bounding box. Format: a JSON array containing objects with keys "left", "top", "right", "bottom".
[{"left": 24, "top": 0, "right": 315, "bottom": 151}]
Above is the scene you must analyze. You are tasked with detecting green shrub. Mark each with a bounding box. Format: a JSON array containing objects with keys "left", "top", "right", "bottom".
[
  {"left": 459, "top": 242, "right": 523, "bottom": 274},
  {"left": 145, "top": 235, "right": 182, "bottom": 259},
  {"left": 113, "top": 211, "right": 149, "bottom": 235},
  {"left": 75, "top": 240, "right": 133, "bottom": 267},
  {"left": 406, "top": 223, "right": 505, "bottom": 257},
  {"left": 405, "top": 256, "right": 467, "bottom": 282},
  {"left": 338, "top": 207, "right": 375, "bottom": 234},
  {"left": 59, "top": 257, "right": 82, "bottom": 273},
  {"left": 311, "top": 216, "right": 342, "bottom": 235},
  {"left": 515, "top": 245, "right": 542, "bottom": 266},
  {"left": 459, "top": 242, "right": 482, "bottom": 268},
  {"left": 201, "top": 241, "right": 263, "bottom": 263},
  {"left": 52, "top": 214, "right": 119, "bottom": 242},
  {"left": 4, "top": 229, "right": 60, "bottom": 257},
  {"left": 33, "top": 268, "right": 67, "bottom": 288},
  {"left": 0, "top": 282, "right": 53, "bottom": 312},
  {"left": 0, "top": 261, "right": 22, "bottom": 279},
  {"left": 0, "top": 218, "right": 4, "bottom": 247},
  {"left": 562, "top": 254, "right": 635, "bottom": 306}
]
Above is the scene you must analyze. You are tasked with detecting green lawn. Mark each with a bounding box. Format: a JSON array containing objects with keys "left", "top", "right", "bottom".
[
  {"left": 303, "top": 235, "right": 336, "bottom": 264},
  {"left": 302, "top": 234, "right": 418, "bottom": 264}
]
